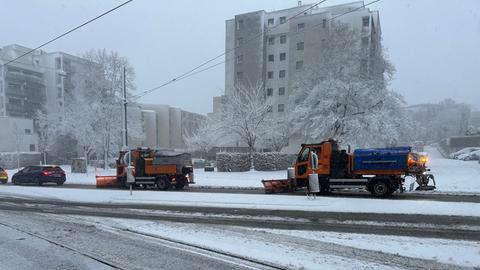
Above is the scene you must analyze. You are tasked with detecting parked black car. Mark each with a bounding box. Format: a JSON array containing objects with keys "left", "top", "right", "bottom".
[{"left": 12, "top": 165, "right": 66, "bottom": 186}]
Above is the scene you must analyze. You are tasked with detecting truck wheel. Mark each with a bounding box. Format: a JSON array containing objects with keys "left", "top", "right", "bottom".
[
  {"left": 156, "top": 176, "right": 171, "bottom": 191},
  {"left": 175, "top": 178, "right": 186, "bottom": 190},
  {"left": 371, "top": 179, "right": 390, "bottom": 197}
]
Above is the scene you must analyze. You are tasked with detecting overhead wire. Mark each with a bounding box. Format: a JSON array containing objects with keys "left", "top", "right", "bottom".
[
  {"left": 134, "top": 0, "right": 382, "bottom": 99},
  {"left": 133, "top": 0, "right": 328, "bottom": 99},
  {"left": 2, "top": 0, "right": 134, "bottom": 67}
]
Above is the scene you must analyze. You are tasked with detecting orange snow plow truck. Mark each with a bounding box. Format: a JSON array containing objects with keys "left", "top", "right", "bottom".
[
  {"left": 262, "top": 140, "right": 435, "bottom": 197},
  {"left": 96, "top": 148, "right": 194, "bottom": 190}
]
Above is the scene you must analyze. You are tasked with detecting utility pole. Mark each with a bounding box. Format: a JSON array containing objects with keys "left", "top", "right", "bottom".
[{"left": 122, "top": 66, "right": 128, "bottom": 148}]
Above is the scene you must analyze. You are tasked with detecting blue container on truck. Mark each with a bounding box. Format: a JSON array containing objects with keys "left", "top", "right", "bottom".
[{"left": 353, "top": 147, "right": 411, "bottom": 171}]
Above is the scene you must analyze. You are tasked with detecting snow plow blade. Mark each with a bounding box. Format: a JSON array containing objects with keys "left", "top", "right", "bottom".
[
  {"left": 261, "top": 179, "right": 294, "bottom": 194},
  {"left": 96, "top": 175, "right": 119, "bottom": 188}
]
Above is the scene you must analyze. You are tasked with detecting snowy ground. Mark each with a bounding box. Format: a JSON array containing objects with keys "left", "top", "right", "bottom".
[
  {"left": 4, "top": 145, "right": 480, "bottom": 193},
  {"left": 83, "top": 216, "right": 480, "bottom": 269},
  {"left": 1, "top": 184, "right": 479, "bottom": 217},
  {"left": 425, "top": 146, "right": 480, "bottom": 194}
]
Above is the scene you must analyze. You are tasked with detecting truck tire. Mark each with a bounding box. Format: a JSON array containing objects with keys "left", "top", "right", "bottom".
[
  {"left": 156, "top": 176, "right": 171, "bottom": 191},
  {"left": 175, "top": 177, "right": 186, "bottom": 190},
  {"left": 370, "top": 179, "right": 391, "bottom": 197}
]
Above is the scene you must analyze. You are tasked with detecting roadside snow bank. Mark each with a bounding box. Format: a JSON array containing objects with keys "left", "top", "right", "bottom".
[{"left": 0, "top": 185, "right": 479, "bottom": 217}]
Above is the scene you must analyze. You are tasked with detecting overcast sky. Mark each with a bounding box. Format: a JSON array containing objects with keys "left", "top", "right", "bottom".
[{"left": 1, "top": 0, "right": 479, "bottom": 114}]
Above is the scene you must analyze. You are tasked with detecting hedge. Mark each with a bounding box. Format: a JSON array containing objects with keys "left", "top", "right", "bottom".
[
  {"left": 216, "top": 152, "right": 251, "bottom": 172},
  {"left": 253, "top": 152, "right": 296, "bottom": 171}
]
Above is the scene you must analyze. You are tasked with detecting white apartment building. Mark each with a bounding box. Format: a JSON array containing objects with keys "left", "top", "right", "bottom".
[{"left": 219, "top": 1, "right": 381, "bottom": 119}]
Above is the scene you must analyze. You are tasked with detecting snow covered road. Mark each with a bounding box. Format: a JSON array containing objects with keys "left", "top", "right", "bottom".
[
  {"left": 0, "top": 202, "right": 478, "bottom": 270},
  {"left": 0, "top": 222, "right": 115, "bottom": 270},
  {"left": 0, "top": 211, "right": 261, "bottom": 270},
  {"left": 1, "top": 184, "right": 479, "bottom": 217}
]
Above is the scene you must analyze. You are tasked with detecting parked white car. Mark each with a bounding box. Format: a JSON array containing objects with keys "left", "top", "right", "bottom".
[{"left": 450, "top": 147, "right": 480, "bottom": 160}]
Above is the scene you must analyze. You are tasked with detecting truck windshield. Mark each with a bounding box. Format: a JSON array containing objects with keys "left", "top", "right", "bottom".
[{"left": 298, "top": 148, "right": 310, "bottom": 162}]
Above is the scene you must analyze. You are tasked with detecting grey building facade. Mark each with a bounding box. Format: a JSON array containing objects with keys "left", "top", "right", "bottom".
[
  {"left": 222, "top": 1, "right": 381, "bottom": 119},
  {"left": 134, "top": 104, "right": 206, "bottom": 150},
  {"left": 0, "top": 45, "right": 46, "bottom": 119},
  {"left": 0, "top": 44, "right": 104, "bottom": 154}
]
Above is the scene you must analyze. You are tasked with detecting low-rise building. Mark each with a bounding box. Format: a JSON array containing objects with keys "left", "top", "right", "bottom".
[{"left": 132, "top": 104, "right": 206, "bottom": 150}]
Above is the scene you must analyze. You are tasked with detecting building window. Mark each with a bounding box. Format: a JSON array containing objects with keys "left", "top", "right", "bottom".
[
  {"left": 267, "top": 71, "right": 273, "bottom": 79},
  {"left": 279, "top": 87, "right": 285, "bottom": 96},
  {"left": 56, "top": 75, "right": 62, "bottom": 84},
  {"left": 278, "top": 104, "right": 285, "bottom": 112},
  {"left": 267, "top": 105, "right": 273, "bottom": 112},
  {"left": 236, "top": 19, "right": 244, "bottom": 30},
  {"left": 236, "top": 72, "right": 244, "bottom": 81},
  {"left": 322, "top": 19, "right": 327, "bottom": 28},
  {"left": 236, "top": 37, "right": 243, "bottom": 47},
  {"left": 57, "top": 87, "right": 62, "bottom": 98},
  {"left": 268, "top": 37, "right": 275, "bottom": 45},
  {"left": 362, "top": 16, "right": 370, "bottom": 27},
  {"left": 360, "top": 59, "right": 368, "bottom": 74},
  {"left": 296, "top": 61, "right": 304, "bottom": 70},
  {"left": 268, "top": 18, "right": 274, "bottom": 26},
  {"left": 297, "top": 23, "right": 305, "bottom": 32},
  {"left": 55, "top": 57, "right": 61, "bottom": 70},
  {"left": 267, "top": 88, "right": 273, "bottom": 96},
  {"left": 279, "top": 52, "right": 286, "bottom": 61},
  {"left": 362, "top": 37, "right": 369, "bottom": 46},
  {"left": 29, "top": 144, "right": 36, "bottom": 152},
  {"left": 296, "top": 42, "right": 304, "bottom": 51},
  {"left": 280, "top": 35, "right": 286, "bottom": 44},
  {"left": 279, "top": 70, "right": 286, "bottom": 78},
  {"left": 268, "top": 54, "right": 274, "bottom": 62},
  {"left": 280, "top": 16, "right": 286, "bottom": 24},
  {"left": 236, "top": 55, "right": 243, "bottom": 64},
  {"left": 9, "top": 98, "right": 22, "bottom": 105},
  {"left": 25, "top": 129, "right": 31, "bottom": 135}
]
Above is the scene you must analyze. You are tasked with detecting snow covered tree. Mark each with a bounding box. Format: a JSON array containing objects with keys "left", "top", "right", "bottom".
[
  {"left": 35, "top": 49, "right": 142, "bottom": 167},
  {"left": 61, "top": 92, "right": 102, "bottom": 168},
  {"left": 405, "top": 99, "right": 471, "bottom": 142},
  {"left": 184, "top": 118, "right": 221, "bottom": 159},
  {"left": 289, "top": 22, "right": 406, "bottom": 148},
  {"left": 261, "top": 119, "right": 289, "bottom": 152},
  {"left": 80, "top": 49, "right": 141, "bottom": 168},
  {"left": 216, "top": 82, "right": 272, "bottom": 163}
]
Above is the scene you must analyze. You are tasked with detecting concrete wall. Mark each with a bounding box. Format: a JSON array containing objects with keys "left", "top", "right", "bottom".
[
  {"left": 138, "top": 104, "right": 206, "bottom": 149},
  {"left": 169, "top": 107, "right": 183, "bottom": 148},
  {"left": 0, "top": 117, "right": 39, "bottom": 152},
  {"left": 141, "top": 110, "right": 157, "bottom": 148}
]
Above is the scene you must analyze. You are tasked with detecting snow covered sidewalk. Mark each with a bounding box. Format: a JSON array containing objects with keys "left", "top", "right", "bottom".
[
  {"left": 1, "top": 185, "right": 479, "bottom": 217},
  {"left": 84, "top": 217, "right": 480, "bottom": 269}
]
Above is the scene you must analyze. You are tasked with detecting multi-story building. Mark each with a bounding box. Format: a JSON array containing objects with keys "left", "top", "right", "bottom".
[
  {"left": 43, "top": 52, "right": 101, "bottom": 116},
  {"left": 135, "top": 104, "right": 206, "bottom": 149},
  {"left": 0, "top": 45, "right": 108, "bottom": 156},
  {"left": 221, "top": 1, "right": 381, "bottom": 118},
  {"left": 0, "top": 45, "right": 46, "bottom": 119}
]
